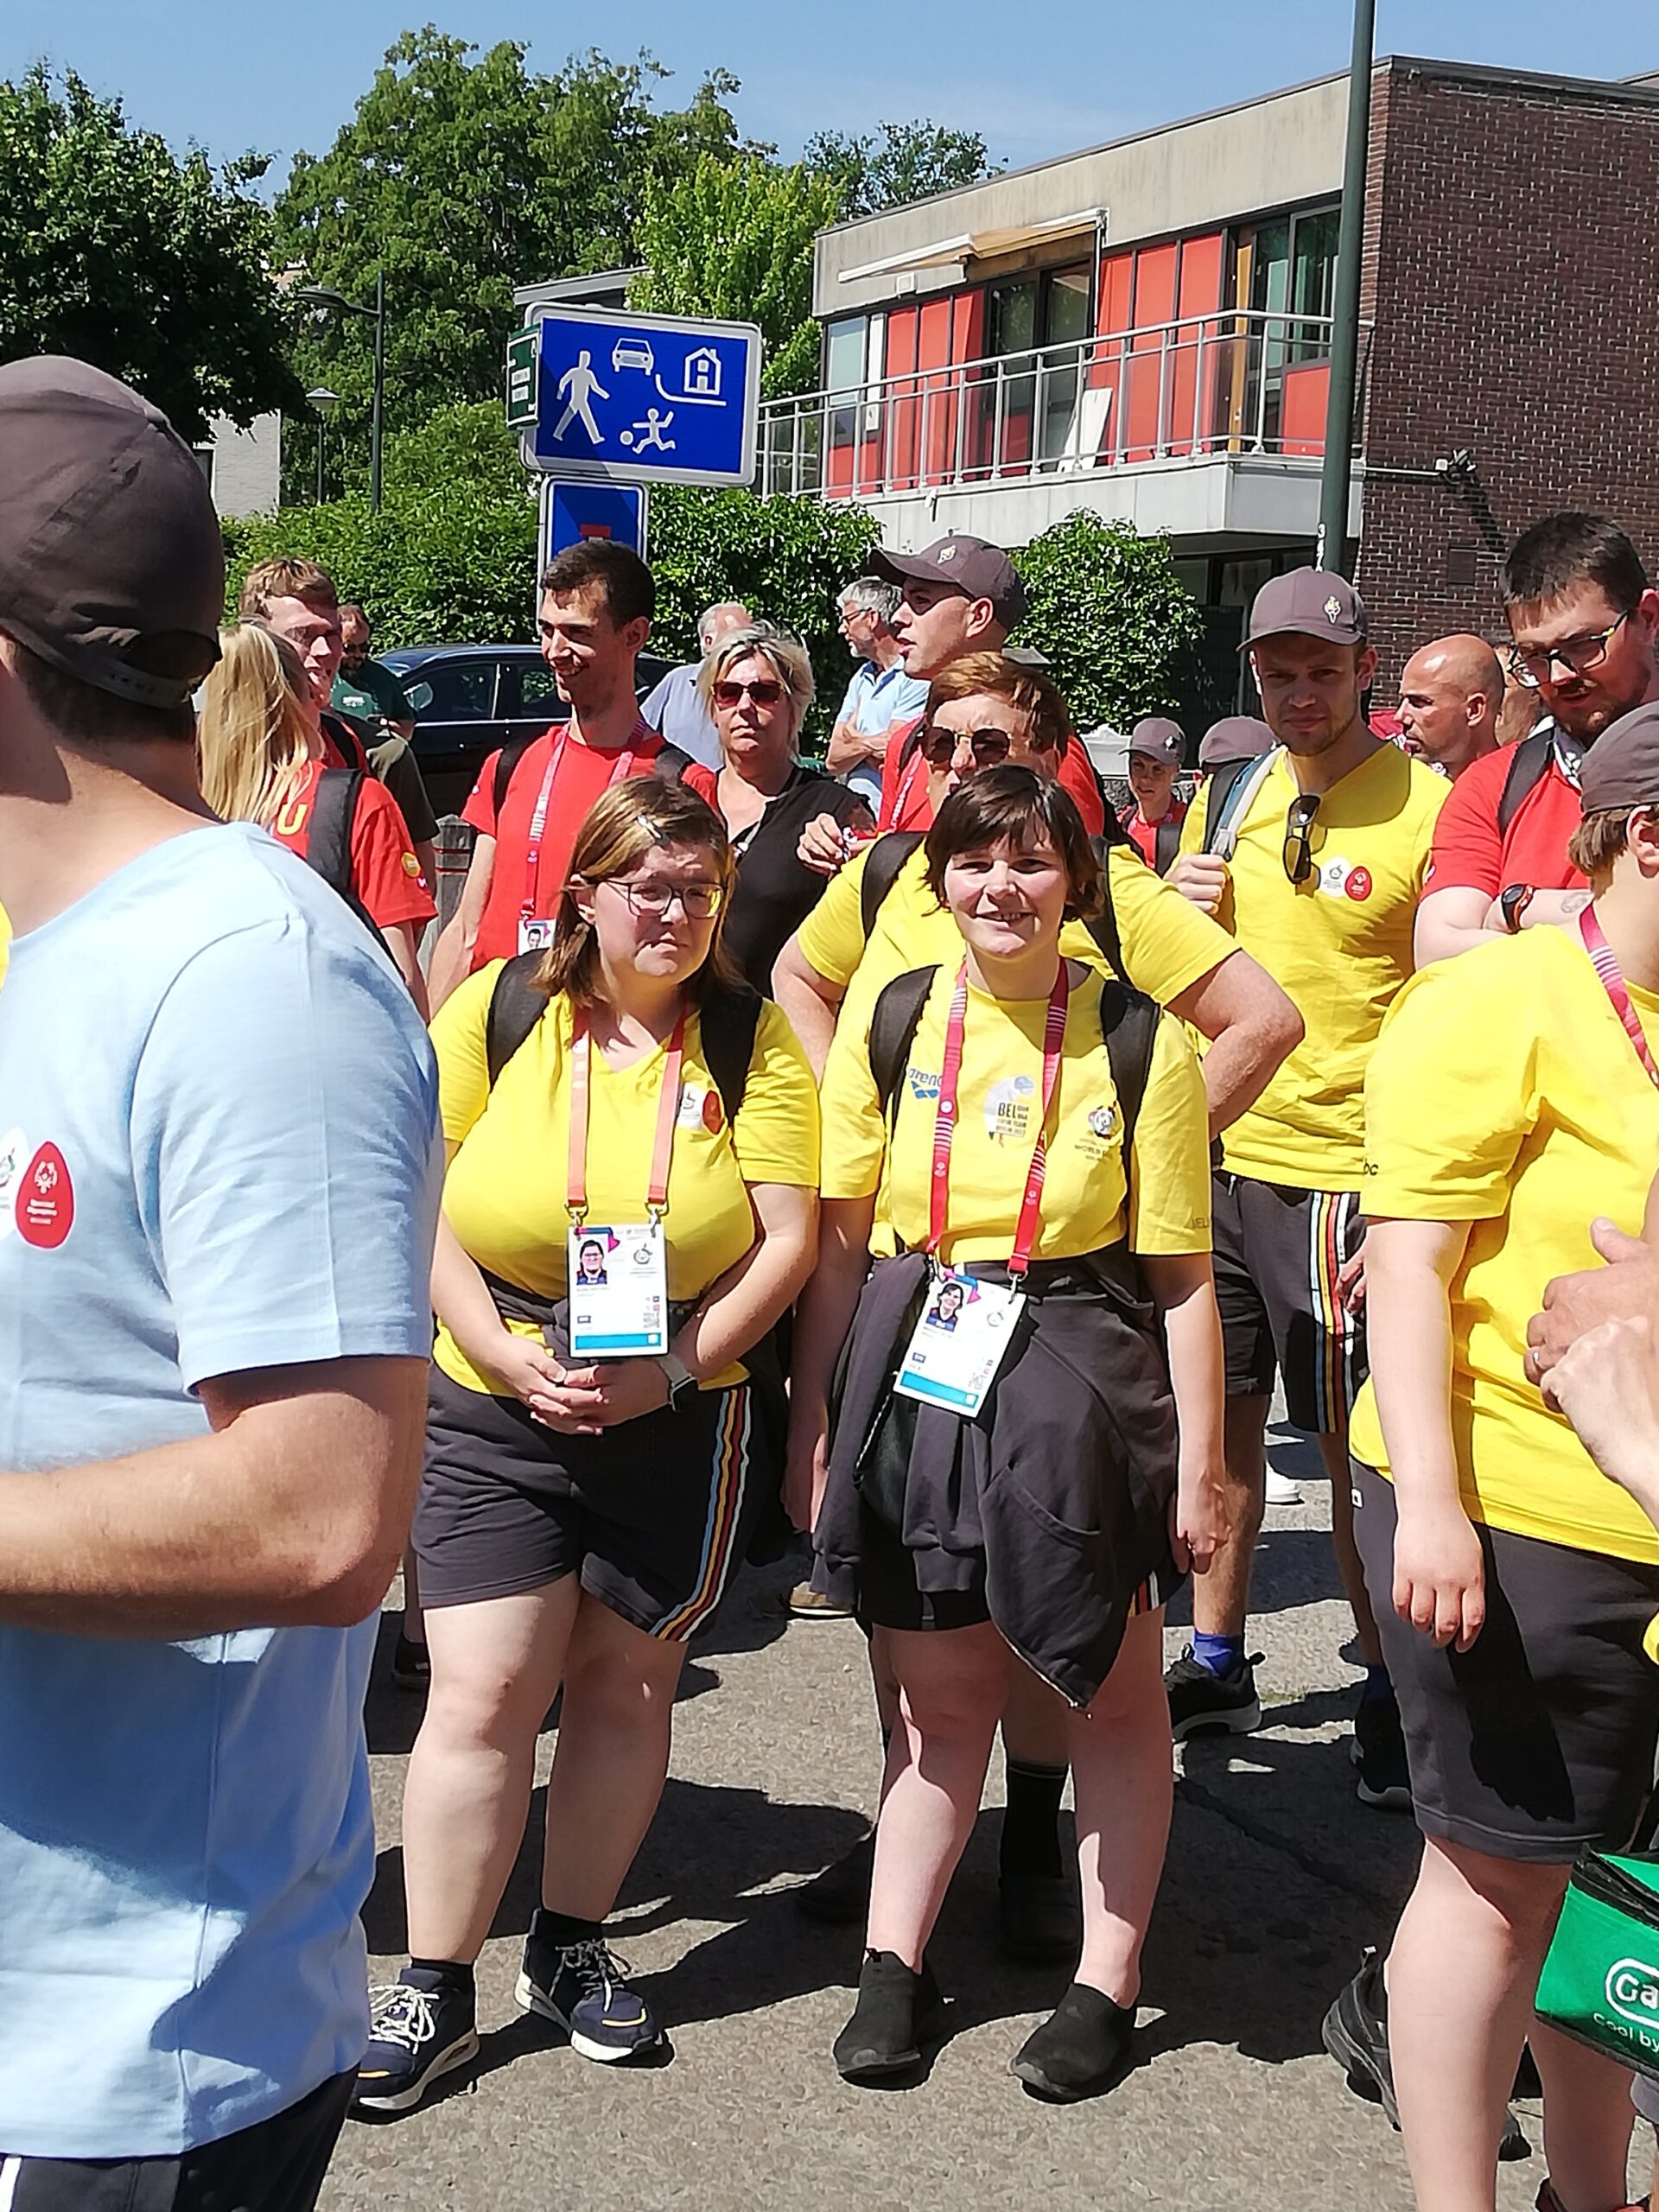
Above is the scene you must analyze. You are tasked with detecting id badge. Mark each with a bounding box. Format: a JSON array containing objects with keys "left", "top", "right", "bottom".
[
  {"left": 567, "top": 1221, "right": 668, "bottom": 1357},
  {"left": 893, "top": 1268, "right": 1024, "bottom": 1418},
  {"left": 518, "top": 915, "right": 556, "bottom": 955}
]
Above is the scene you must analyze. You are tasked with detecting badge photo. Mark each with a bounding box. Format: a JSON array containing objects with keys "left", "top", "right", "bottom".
[{"left": 894, "top": 1268, "right": 1025, "bottom": 1418}]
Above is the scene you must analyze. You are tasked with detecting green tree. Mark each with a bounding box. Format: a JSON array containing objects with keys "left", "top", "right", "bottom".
[
  {"left": 632, "top": 156, "right": 845, "bottom": 398},
  {"left": 273, "top": 31, "right": 755, "bottom": 476},
  {"left": 804, "top": 120, "right": 999, "bottom": 218},
  {"left": 1012, "top": 512, "right": 1203, "bottom": 732},
  {"left": 0, "top": 64, "right": 300, "bottom": 441}
]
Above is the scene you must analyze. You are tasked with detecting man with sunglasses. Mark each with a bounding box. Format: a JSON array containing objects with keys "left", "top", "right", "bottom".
[
  {"left": 1164, "top": 570, "right": 1447, "bottom": 1803},
  {"left": 1415, "top": 512, "right": 1659, "bottom": 967}
]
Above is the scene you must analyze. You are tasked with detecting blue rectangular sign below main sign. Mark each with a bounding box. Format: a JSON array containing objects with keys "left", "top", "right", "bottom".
[
  {"left": 518, "top": 305, "right": 762, "bottom": 487},
  {"left": 539, "top": 479, "right": 648, "bottom": 567}
]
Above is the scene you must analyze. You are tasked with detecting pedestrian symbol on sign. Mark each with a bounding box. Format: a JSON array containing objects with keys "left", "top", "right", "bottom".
[{"left": 552, "top": 351, "right": 609, "bottom": 446}]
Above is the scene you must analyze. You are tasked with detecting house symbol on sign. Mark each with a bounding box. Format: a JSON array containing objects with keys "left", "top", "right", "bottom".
[{"left": 683, "top": 347, "right": 721, "bottom": 397}]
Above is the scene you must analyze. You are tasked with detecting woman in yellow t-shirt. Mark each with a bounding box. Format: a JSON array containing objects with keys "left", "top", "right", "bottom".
[
  {"left": 1342, "top": 706, "right": 1659, "bottom": 2212},
  {"left": 794, "top": 766, "right": 1226, "bottom": 2099},
  {"left": 356, "top": 779, "right": 819, "bottom": 2117}
]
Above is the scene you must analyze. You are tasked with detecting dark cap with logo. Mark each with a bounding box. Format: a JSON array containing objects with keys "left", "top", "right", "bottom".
[
  {"left": 864, "top": 533, "right": 1029, "bottom": 630},
  {"left": 1579, "top": 700, "right": 1659, "bottom": 814},
  {"left": 0, "top": 356, "right": 224, "bottom": 709},
  {"left": 1199, "top": 715, "right": 1274, "bottom": 768},
  {"left": 1128, "top": 715, "right": 1184, "bottom": 764},
  {"left": 1242, "top": 568, "right": 1369, "bottom": 652}
]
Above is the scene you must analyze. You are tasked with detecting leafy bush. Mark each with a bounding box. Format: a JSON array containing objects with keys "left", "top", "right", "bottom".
[{"left": 1013, "top": 511, "right": 1203, "bottom": 733}]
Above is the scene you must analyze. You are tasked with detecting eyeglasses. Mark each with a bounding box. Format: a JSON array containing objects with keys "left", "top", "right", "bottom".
[
  {"left": 920, "top": 723, "right": 1016, "bottom": 767},
  {"left": 713, "top": 678, "right": 785, "bottom": 708},
  {"left": 1507, "top": 612, "right": 1630, "bottom": 690},
  {"left": 1282, "top": 792, "right": 1321, "bottom": 885},
  {"left": 602, "top": 876, "right": 724, "bottom": 920}
]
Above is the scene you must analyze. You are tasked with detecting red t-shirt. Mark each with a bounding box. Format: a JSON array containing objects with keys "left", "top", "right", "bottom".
[
  {"left": 460, "top": 717, "right": 669, "bottom": 969},
  {"left": 270, "top": 759, "right": 435, "bottom": 931},
  {"left": 875, "top": 719, "right": 1107, "bottom": 838},
  {"left": 1118, "top": 798, "right": 1188, "bottom": 870},
  {"left": 1424, "top": 741, "right": 1585, "bottom": 899}
]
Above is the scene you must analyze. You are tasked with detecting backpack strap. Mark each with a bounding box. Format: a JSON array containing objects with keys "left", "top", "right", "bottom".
[
  {"left": 868, "top": 967, "right": 938, "bottom": 1125},
  {"left": 321, "top": 709, "right": 371, "bottom": 773},
  {"left": 1202, "top": 748, "right": 1279, "bottom": 857},
  {"left": 1154, "top": 814, "right": 1183, "bottom": 877},
  {"left": 1096, "top": 980, "right": 1161, "bottom": 1173},
  {"left": 1082, "top": 833, "right": 1125, "bottom": 982},
  {"left": 490, "top": 730, "right": 542, "bottom": 819},
  {"left": 859, "top": 830, "right": 925, "bottom": 939},
  {"left": 485, "top": 952, "right": 548, "bottom": 1086},
  {"left": 1497, "top": 729, "right": 1554, "bottom": 839},
  {"left": 303, "top": 768, "right": 361, "bottom": 900}
]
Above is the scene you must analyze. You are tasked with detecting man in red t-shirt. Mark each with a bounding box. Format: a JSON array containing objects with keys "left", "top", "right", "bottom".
[
  {"left": 269, "top": 759, "right": 435, "bottom": 1008},
  {"left": 427, "top": 541, "right": 675, "bottom": 1008},
  {"left": 1117, "top": 717, "right": 1188, "bottom": 874},
  {"left": 1416, "top": 512, "right": 1659, "bottom": 964}
]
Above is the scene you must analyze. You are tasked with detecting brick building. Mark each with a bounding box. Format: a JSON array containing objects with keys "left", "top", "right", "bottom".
[{"left": 762, "top": 54, "right": 1659, "bottom": 718}]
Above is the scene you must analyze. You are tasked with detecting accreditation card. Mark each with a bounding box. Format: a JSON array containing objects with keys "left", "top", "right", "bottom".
[
  {"left": 567, "top": 1220, "right": 669, "bottom": 1357},
  {"left": 893, "top": 1268, "right": 1024, "bottom": 1418}
]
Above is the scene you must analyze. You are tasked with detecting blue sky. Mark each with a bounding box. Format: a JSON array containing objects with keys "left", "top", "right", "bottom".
[{"left": 4, "top": 1, "right": 1655, "bottom": 185}]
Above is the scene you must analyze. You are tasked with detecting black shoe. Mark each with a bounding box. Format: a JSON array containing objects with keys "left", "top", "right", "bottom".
[
  {"left": 1165, "top": 1646, "right": 1262, "bottom": 1741},
  {"left": 997, "top": 1870, "right": 1080, "bottom": 1964},
  {"left": 1322, "top": 1951, "right": 1530, "bottom": 2158},
  {"left": 518, "top": 1914, "right": 662, "bottom": 2063},
  {"left": 351, "top": 1969, "right": 479, "bottom": 2116},
  {"left": 1352, "top": 1692, "right": 1412, "bottom": 1811},
  {"left": 391, "top": 1633, "right": 430, "bottom": 1690},
  {"left": 795, "top": 1829, "right": 875, "bottom": 1925},
  {"left": 832, "top": 1949, "right": 943, "bottom": 2083},
  {"left": 1011, "top": 1982, "right": 1136, "bottom": 2102}
]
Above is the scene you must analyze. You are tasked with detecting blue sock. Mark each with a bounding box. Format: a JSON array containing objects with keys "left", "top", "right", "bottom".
[
  {"left": 1192, "top": 1630, "right": 1246, "bottom": 1680},
  {"left": 1359, "top": 1663, "right": 1394, "bottom": 1707}
]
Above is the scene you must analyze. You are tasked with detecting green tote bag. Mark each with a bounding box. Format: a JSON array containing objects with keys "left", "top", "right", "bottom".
[{"left": 1535, "top": 1850, "right": 1659, "bottom": 2080}]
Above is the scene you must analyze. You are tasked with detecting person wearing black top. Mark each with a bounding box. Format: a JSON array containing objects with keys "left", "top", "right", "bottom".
[{"left": 684, "top": 626, "right": 873, "bottom": 992}]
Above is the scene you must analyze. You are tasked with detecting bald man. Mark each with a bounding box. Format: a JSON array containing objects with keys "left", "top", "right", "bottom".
[{"left": 1395, "top": 633, "right": 1504, "bottom": 779}]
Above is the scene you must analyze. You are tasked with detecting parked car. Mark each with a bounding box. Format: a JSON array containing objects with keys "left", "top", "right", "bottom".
[{"left": 379, "top": 644, "right": 673, "bottom": 817}]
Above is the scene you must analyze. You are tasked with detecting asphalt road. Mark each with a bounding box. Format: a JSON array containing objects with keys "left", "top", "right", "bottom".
[{"left": 322, "top": 1422, "right": 1585, "bottom": 2212}]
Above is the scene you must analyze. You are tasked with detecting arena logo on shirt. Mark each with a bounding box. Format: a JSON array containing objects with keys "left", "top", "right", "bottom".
[
  {"left": 14, "top": 1140, "right": 73, "bottom": 1249},
  {"left": 906, "top": 1065, "right": 941, "bottom": 1103},
  {"left": 1316, "top": 854, "right": 1372, "bottom": 902},
  {"left": 984, "top": 1073, "right": 1035, "bottom": 1145}
]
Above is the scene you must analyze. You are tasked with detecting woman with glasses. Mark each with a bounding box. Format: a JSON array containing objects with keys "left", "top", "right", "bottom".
[
  {"left": 353, "top": 779, "right": 819, "bottom": 2116},
  {"left": 801, "top": 766, "right": 1227, "bottom": 2099},
  {"left": 677, "top": 625, "right": 873, "bottom": 991}
]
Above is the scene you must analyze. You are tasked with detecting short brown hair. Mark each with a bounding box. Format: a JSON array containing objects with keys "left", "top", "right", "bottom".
[
  {"left": 925, "top": 652, "right": 1070, "bottom": 754},
  {"left": 1567, "top": 805, "right": 1639, "bottom": 882},
  {"left": 539, "top": 540, "right": 655, "bottom": 629},
  {"left": 535, "top": 778, "right": 741, "bottom": 1005},
  {"left": 923, "top": 765, "right": 1103, "bottom": 920},
  {"left": 238, "top": 557, "right": 338, "bottom": 620},
  {"left": 10, "top": 635, "right": 200, "bottom": 747}
]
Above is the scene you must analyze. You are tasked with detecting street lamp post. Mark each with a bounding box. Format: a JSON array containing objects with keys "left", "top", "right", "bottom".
[
  {"left": 292, "top": 277, "right": 387, "bottom": 513},
  {"left": 306, "top": 386, "right": 340, "bottom": 505},
  {"left": 1317, "top": 0, "right": 1376, "bottom": 578}
]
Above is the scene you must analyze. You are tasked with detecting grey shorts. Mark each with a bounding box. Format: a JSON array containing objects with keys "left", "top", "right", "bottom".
[{"left": 1211, "top": 1171, "right": 1366, "bottom": 1433}]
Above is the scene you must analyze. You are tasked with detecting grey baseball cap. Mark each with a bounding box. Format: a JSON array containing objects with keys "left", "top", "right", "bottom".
[
  {"left": 1580, "top": 700, "right": 1659, "bottom": 813},
  {"left": 1128, "top": 715, "right": 1184, "bottom": 763},
  {"left": 1243, "top": 569, "right": 1369, "bottom": 652},
  {"left": 1199, "top": 715, "right": 1274, "bottom": 768},
  {"left": 864, "top": 534, "right": 1029, "bottom": 630}
]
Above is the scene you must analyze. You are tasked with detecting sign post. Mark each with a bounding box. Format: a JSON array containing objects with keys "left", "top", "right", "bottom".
[{"left": 507, "top": 305, "right": 763, "bottom": 489}]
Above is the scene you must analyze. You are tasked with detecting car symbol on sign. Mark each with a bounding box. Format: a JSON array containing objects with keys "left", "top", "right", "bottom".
[{"left": 612, "top": 337, "right": 655, "bottom": 374}]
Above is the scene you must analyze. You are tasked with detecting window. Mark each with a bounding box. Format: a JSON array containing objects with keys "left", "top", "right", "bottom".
[
  {"left": 418, "top": 661, "right": 498, "bottom": 721},
  {"left": 826, "top": 316, "right": 869, "bottom": 449},
  {"left": 1248, "top": 206, "right": 1339, "bottom": 362},
  {"left": 518, "top": 661, "right": 563, "bottom": 714}
]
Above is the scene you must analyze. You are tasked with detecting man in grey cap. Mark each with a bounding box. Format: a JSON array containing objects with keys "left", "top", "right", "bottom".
[
  {"left": 1163, "top": 568, "right": 1449, "bottom": 1812},
  {"left": 0, "top": 359, "right": 440, "bottom": 2206},
  {"left": 1198, "top": 714, "right": 1274, "bottom": 772},
  {"left": 1118, "top": 715, "right": 1187, "bottom": 874}
]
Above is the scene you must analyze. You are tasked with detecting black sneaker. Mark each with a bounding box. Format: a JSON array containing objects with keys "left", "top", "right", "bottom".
[
  {"left": 997, "top": 1870, "right": 1080, "bottom": 1963},
  {"left": 1352, "top": 1692, "right": 1412, "bottom": 1812},
  {"left": 1165, "top": 1646, "right": 1262, "bottom": 1741},
  {"left": 1011, "top": 1982, "right": 1136, "bottom": 2102},
  {"left": 391, "top": 1634, "right": 430, "bottom": 1690},
  {"left": 832, "top": 1948, "right": 944, "bottom": 2083},
  {"left": 1323, "top": 1952, "right": 1531, "bottom": 2159},
  {"left": 517, "top": 1916, "right": 662, "bottom": 2063},
  {"left": 350, "top": 1970, "right": 479, "bottom": 2116},
  {"left": 794, "top": 1829, "right": 875, "bottom": 1925}
]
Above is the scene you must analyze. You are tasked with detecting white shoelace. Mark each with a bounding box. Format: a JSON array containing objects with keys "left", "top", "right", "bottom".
[{"left": 367, "top": 1980, "right": 442, "bottom": 2055}]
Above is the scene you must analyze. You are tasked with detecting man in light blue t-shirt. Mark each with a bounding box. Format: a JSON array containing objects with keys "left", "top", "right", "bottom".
[
  {"left": 0, "top": 359, "right": 442, "bottom": 2209},
  {"left": 824, "top": 576, "right": 929, "bottom": 811}
]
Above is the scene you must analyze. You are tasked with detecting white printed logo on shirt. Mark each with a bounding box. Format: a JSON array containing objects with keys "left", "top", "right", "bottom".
[
  {"left": 983, "top": 1074, "right": 1035, "bottom": 1146},
  {"left": 0, "top": 1127, "right": 25, "bottom": 1241}
]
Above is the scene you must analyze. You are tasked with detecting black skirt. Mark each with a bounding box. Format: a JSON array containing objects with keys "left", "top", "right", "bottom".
[{"left": 812, "top": 1246, "right": 1184, "bottom": 1708}]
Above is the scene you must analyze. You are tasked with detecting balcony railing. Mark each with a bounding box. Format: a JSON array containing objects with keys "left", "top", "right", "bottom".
[{"left": 760, "top": 308, "right": 1348, "bottom": 502}]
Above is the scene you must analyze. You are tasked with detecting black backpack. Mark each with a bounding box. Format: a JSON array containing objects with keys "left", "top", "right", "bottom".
[
  {"left": 1496, "top": 728, "right": 1554, "bottom": 838},
  {"left": 482, "top": 952, "right": 763, "bottom": 1123},
  {"left": 296, "top": 766, "right": 379, "bottom": 939},
  {"left": 858, "top": 828, "right": 1128, "bottom": 983},
  {"left": 490, "top": 728, "right": 696, "bottom": 819},
  {"left": 1117, "top": 802, "right": 1183, "bottom": 877},
  {"left": 867, "top": 963, "right": 1162, "bottom": 1188}
]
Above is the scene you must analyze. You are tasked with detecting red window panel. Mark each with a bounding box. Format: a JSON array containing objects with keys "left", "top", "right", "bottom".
[
  {"left": 1124, "top": 243, "right": 1178, "bottom": 461},
  {"left": 1090, "top": 251, "right": 1135, "bottom": 466},
  {"left": 1168, "top": 232, "right": 1224, "bottom": 456},
  {"left": 1280, "top": 360, "right": 1329, "bottom": 457},
  {"left": 884, "top": 305, "right": 921, "bottom": 491}
]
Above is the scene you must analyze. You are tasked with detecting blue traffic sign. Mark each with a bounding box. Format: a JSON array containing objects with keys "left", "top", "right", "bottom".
[
  {"left": 517, "top": 306, "right": 762, "bottom": 487},
  {"left": 539, "top": 479, "right": 648, "bottom": 566}
]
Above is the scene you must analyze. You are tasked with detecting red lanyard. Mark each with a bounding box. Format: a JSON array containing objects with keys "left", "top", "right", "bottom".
[
  {"left": 1580, "top": 906, "right": 1659, "bottom": 1090},
  {"left": 566, "top": 1007, "right": 687, "bottom": 1224},
  {"left": 928, "top": 961, "right": 1071, "bottom": 1276},
  {"left": 521, "top": 717, "right": 652, "bottom": 926}
]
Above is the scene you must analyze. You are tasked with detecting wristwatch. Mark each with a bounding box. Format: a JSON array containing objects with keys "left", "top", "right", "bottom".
[
  {"left": 653, "top": 1352, "right": 697, "bottom": 1409},
  {"left": 1499, "top": 882, "right": 1535, "bottom": 934}
]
